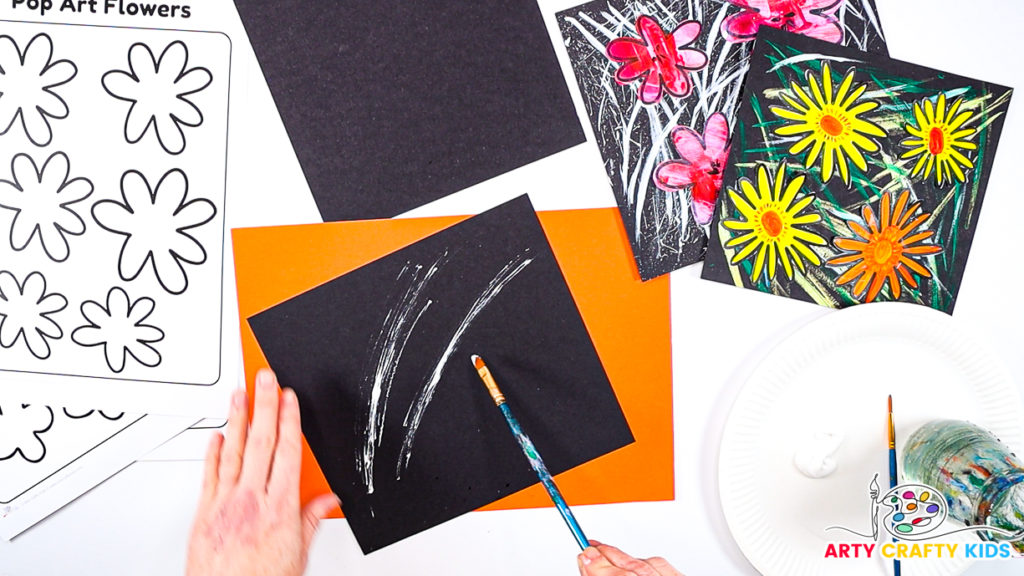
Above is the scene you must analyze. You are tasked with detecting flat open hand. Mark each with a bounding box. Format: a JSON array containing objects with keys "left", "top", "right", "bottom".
[
  {"left": 578, "top": 541, "right": 684, "bottom": 576},
  {"left": 186, "top": 369, "right": 338, "bottom": 576}
]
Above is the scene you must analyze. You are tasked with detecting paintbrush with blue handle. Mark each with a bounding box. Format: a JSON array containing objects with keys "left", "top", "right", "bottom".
[
  {"left": 889, "top": 395, "right": 901, "bottom": 576},
  {"left": 472, "top": 354, "right": 589, "bottom": 550}
]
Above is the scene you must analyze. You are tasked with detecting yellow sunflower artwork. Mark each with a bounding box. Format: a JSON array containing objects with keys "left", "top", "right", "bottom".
[
  {"left": 723, "top": 164, "right": 827, "bottom": 282},
  {"left": 770, "top": 62, "right": 886, "bottom": 185},
  {"left": 827, "top": 189, "right": 942, "bottom": 302},
  {"left": 900, "top": 94, "right": 977, "bottom": 186}
]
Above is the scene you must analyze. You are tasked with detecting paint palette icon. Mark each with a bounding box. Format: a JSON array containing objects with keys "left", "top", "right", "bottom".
[{"left": 882, "top": 484, "right": 947, "bottom": 536}]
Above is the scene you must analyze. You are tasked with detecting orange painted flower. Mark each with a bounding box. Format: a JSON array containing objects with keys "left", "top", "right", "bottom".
[{"left": 827, "top": 190, "right": 942, "bottom": 302}]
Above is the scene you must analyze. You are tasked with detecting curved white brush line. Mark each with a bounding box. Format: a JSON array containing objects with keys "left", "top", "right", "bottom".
[
  {"left": 860, "top": 0, "right": 885, "bottom": 40},
  {"left": 395, "top": 251, "right": 534, "bottom": 477},
  {"left": 358, "top": 252, "right": 446, "bottom": 494},
  {"left": 767, "top": 54, "right": 863, "bottom": 73}
]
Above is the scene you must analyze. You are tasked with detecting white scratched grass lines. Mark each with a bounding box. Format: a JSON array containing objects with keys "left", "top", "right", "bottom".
[
  {"left": 395, "top": 250, "right": 535, "bottom": 478},
  {"left": 566, "top": 0, "right": 741, "bottom": 253},
  {"left": 563, "top": 0, "right": 882, "bottom": 273},
  {"left": 837, "top": 0, "right": 885, "bottom": 52},
  {"left": 358, "top": 252, "right": 447, "bottom": 494}
]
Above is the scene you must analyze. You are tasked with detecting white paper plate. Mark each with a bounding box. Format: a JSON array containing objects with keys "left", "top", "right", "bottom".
[{"left": 719, "top": 303, "right": 1024, "bottom": 576}]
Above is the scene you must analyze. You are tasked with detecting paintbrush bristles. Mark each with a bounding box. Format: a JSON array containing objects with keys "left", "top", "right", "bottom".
[
  {"left": 471, "top": 355, "right": 505, "bottom": 406},
  {"left": 888, "top": 396, "right": 896, "bottom": 448}
]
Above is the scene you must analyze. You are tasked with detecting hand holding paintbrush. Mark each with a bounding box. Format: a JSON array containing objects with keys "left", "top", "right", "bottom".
[
  {"left": 578, "top": 543, "right": 686, "bottom": 576},
  {"left": 471, "top": 355, "right": 685, "bottom": 576}
]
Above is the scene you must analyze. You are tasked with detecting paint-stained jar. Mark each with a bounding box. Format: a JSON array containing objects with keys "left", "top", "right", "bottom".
[{"left": 902, "top": 420, "right": 1024, "bottom": 552}]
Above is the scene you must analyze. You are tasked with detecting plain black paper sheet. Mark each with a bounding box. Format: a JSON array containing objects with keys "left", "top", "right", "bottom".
[{"left": 234, "top": 0, "right": 586, "bottom": 221}]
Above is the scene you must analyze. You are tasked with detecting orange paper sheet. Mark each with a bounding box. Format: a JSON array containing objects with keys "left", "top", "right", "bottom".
[{"left": 232, "top": 207, "right": 673, "bottom": 517}]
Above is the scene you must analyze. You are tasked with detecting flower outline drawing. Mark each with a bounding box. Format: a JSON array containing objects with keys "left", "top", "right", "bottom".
[
  {"left": 0, "top": 151, "right": 94, "bottom": 263},
  {"left": 0, "top": 404, "right": 55, "bottom": 463},
  {"left": 0, "top": 270, "right": 67, "bottom": 360},
  {"left": 91, "top": 168, "right": 217, "bottom": 296},
  {"left": 71, "top": 286, "right": 164, "bottom": 374},
  {"left": 0, "top": 33, "right": 78, "bottom": 147},
  {"left": 101, "top": 40, "right": 212, "bottom": 155}
]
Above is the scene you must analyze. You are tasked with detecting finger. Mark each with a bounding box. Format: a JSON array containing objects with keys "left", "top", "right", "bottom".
[
  {"left": 241, "top": 369, "right": 281, "bottom": 488},
  {"left": 268, "top": 388, "right": 303, "bottom": 501},
  {"left": 579, "top": 546, "right": 636, "bottom": 576},
  {"left": 301, "top": 493, "right": 340, "bottom": 551},
  {"left": 646, "top": 557, "right": 685, "bottom": 576},
  {"left": 199, "top": 431, "right": 223, "bottom": 504},
  {"left": 218, "top": 387, "right": 249, "bottom": 487},
  {"left": 596, "top": 544, "right": 659, "bottom": 576}
]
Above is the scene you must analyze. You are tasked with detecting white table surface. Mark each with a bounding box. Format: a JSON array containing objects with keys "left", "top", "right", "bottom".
[{"left": 1, "top": 0, "right": 1022, "bottom": 574}]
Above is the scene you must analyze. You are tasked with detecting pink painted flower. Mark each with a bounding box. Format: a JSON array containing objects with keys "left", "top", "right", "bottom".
[
  {"left": 606, "top": 16, "right": 709, "bottom": 105},
  {"left": 654, "top": 112, "right": 731, "bottom": 226},
  {"left": 722, "top": 0, "right": 844, "bottom": 44}
]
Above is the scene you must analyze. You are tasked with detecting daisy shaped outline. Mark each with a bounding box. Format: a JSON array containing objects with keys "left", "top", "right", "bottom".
[
  {"left": 0, "top": 151, "right": 94, "bottom": 263},
  {"left": 71, "top": 286, "right": 164, "bottom": 374},
  {"left": 0, "top": 270, "right": 67, "bottom": 360},
  {"left": 92, "top": 168, "right": 217, "bottom": 296},
  {"left": 0, "top": 404, "right": 54, "bottom": 463},
  {"left": 101, "top": 40, "right": 212, "bottom": 155},
  {"left": 0, "top": 33, "right": 78, "bottom": 147}
]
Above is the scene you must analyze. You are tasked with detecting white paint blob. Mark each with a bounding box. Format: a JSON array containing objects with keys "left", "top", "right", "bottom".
[{"left": 793, "top": 429, "right": 844, "bottom": 479}]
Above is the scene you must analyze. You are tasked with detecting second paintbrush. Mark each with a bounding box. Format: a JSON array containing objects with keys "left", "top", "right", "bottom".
[
  {"left": 889, "top": 395, "right": 901, "bottom": 576},
  {"left": 471, "top": 354, "right": 590, "bottom": 550}
]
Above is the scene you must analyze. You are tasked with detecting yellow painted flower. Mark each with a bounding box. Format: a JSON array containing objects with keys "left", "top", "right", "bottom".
[
  {"left": 770, "top": 62, "right": 886, "bottom": 185},
  {"left": 827, "top": 190, "right": 942, "bottom": 302},
  {"left": 724, "top": 164, "right": 826, "bottom": 282},
  {"left": 900, "top": 94, "right": 977, "bottom": 186}
]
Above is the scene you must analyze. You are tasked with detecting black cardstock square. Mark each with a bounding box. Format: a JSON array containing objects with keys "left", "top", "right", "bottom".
[
  {"left": 248, "top": 196, "right": 633, "bottom": 553},
  {"left": 233, "top": 0, "right": 586, "bottom": 221}
]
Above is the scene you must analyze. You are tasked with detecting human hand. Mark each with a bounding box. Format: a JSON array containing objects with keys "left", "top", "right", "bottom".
[
  {"left": 577, "top": 541, "right": 684, "bottom": 576},
  {"left": 186, "top": 369, "right": 339, "bottom": 576}
]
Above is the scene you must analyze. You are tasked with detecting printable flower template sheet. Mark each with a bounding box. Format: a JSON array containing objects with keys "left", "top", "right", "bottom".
[
  {"left": 557, "top": 0, "right": 888, "bottom": 280},
  {"left": 0, "top": 405, "right": 140, "bottom": 505},
  {"left": 0, "top": 21, "right": 232, "bottom": 401},
  {"left": 0, "top": 402, "right": 195, "bottom": 539}
]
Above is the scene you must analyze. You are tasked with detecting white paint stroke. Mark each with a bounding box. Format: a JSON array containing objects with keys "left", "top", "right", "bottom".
[
  {"left": 395, "top": 250, "right": 534, "bottom": 477},
  {"left": 767, "top": 54, "right": 863, "bottom": 74},
  {"left": 861, "top": 0, "right": 884, "bottom": 42},
  {"left": 358, "top": 252, "right": 447, "bottom": 494}
]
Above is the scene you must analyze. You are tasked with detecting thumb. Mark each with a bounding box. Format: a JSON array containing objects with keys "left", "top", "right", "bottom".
[
  {"left": 579, "top": 546, "right": 632, "bottom": 576},
  {"left": 302, "top": 493, "right": 340, "bottom": 550}
]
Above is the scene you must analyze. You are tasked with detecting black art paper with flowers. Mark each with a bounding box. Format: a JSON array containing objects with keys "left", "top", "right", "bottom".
[
  {"left": 558, "top": 0, "right": 888, "bottom": 280},
  {"left": 0, "top": 23, "right": 230, "bottom": 383},
  {"left": 702, "top": 28, "right": 1012, "bottom": 313}
]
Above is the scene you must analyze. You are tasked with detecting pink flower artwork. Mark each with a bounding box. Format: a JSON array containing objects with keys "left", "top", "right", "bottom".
[
  {"left": 654, "top": 112, "right": 732, "bottom": 226},
  {"left": 606, "top": 16, "right": 709, "bottom": 105},
  {"left": 722, "top": 0, "right": 845, "bottom": 44}
]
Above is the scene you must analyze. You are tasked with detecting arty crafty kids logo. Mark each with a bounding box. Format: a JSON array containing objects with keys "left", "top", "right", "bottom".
[{"left": 823, "top": 475, "right": 1024, "bottom": 561}]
